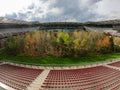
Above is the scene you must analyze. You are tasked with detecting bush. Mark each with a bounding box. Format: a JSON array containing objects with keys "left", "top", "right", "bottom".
[
  {"left": 4, "top": 30, "right": 113, "bottom": 57},
  {"left": 5, "top": 36, "right": 24, "bottom": 55},
  {"left": 114, "top": 45, "right": 120, "bottom": 52},
  {"left": 114, "top": 37, "right": 120, "bottom": 46}
]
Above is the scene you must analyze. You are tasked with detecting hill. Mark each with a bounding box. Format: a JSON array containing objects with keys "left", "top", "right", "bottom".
[{"left": 0, "top": 17, "right": 39, "bottom": 28}]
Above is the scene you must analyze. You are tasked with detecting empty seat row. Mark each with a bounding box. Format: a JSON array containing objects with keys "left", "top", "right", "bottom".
[
  {"left": 0, "top": 64, "right": 43, "bottom": 90},
  {"left": 108, "top": 61, "right": 120, "bottom": 67},
  {"left": 0, "top": 63, "right": 120, "bottom": 90},
  {"left": 42, "top": 66, "right": 120, "bottom": 90}
]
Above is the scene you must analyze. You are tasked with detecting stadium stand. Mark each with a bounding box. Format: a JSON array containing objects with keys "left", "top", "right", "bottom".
[
  {"left": 41, "top": 66, "right": 120, "bottom": 90},
  {"left": 109, "top": 61, "right": 120, "bottom": 67},
  {"left": 0, "top": 63, "right": 120, "bottom": 90},
  {"left": 0, "top": 64, "right": 43, "bottom": 90}
]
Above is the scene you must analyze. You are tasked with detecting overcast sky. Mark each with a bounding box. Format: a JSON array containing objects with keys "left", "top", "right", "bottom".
[{"left": 0, "top": 0, "right": 120, "bottom": 22}]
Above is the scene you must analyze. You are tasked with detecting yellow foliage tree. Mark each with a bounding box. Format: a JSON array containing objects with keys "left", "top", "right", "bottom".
[{"left": 96, "top": 36, "right": 111, "bottom": 51}]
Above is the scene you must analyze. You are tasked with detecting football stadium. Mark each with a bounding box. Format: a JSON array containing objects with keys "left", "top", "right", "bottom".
[{"left": 0, "top": 0, "right": 120, "bottom": 90}]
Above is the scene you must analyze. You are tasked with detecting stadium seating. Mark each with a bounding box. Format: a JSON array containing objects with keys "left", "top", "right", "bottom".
[
  {"left": 0, "top": 64, "right": 43, "bottom": 90},
  {"left": 42, "top": 66, "right": 120, "bottom": 90},
  {"left": 108, "top": 61, "right": 120, "bottom": 67},
  {"left": 0, "top": 63, "right": 120, "bottom": 90}
]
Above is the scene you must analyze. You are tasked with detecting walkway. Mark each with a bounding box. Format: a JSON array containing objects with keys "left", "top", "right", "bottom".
[
  {"left": 26, "top": 70, "right": 50, "bottom": 90},
  {"left": 103, "top": 64, "right": 120, "bottom": 70}
]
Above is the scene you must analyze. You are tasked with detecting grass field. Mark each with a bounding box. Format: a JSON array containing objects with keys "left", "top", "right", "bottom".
[{"left": 0, "top": 53, "right": 120, "bottom": 66}]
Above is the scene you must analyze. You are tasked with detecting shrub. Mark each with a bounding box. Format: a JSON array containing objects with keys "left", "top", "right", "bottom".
[
  {"left": 4, "top": 30, "right": 113, "bottom": 57},
  {"left": 114, "top": 45, "right": 120, "bottom": 52},
  {"left": 113, "top": 37, "right": 120, "bottom": 52},
  {"left": 114, "top": 37, "right": 120, "bottom": 46},
  {"left": 5, "top": 35, "right": 24, "bottom": 55}
]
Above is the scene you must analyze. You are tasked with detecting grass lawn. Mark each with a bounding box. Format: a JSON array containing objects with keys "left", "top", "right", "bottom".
[{"left": 0, "top": 53, "right": 120, "bottom": 66}]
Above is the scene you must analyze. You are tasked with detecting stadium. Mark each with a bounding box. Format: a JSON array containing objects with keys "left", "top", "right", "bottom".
[
  {"left": 1, "top": 0, "right": 120, "bottom": 90},
  {"left": 0, "top": 19, "right": 120, "bottom": 90}
]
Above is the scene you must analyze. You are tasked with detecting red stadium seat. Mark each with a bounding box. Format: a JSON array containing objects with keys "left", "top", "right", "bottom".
[
  {"left": 0, "top": 64, "right": 43, "bottom": 90},
  {"left": 41, "top": 66, "right": 120, "bottom": 90}
]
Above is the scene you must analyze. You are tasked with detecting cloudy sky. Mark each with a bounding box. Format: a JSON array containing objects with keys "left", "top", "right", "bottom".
[{"left": 0, "top": 0, "right": 120, "bottom": 22}]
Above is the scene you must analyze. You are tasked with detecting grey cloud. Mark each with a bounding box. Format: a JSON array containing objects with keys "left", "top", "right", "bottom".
[
  {"left": 3, "top": 0, "right": 120, "bottom": 22},
  {"left": 5, "top": 13, "right": 17, "bottom": 19},
  {"left": 28, "top": 3, "right": 35, "bottom": 10},
  {"left": 44, "top": 0, "right": 101, "bottom": 22},
  {"left": 88, "top": 0, "right": 102, "bottom": 5},
  {"left": 4, "top": 0, "right": 101, "bottom": 22},
  {"left": 17, "top": 12, "right": 27, "bottom": 20}
]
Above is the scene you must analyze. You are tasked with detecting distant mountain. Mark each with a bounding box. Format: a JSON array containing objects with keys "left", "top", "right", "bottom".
[
  {"left": 0, "top": 17, "right": 40, "bottom": 28},
  {"left": 0, "top": 17, "right": 120, "bottom": 29},
  {"left": 1, "top": 17, "right": 120, "bottom": 25},
  {"left": 0, "top": 17, "right": 39, "bottom": 25}
]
